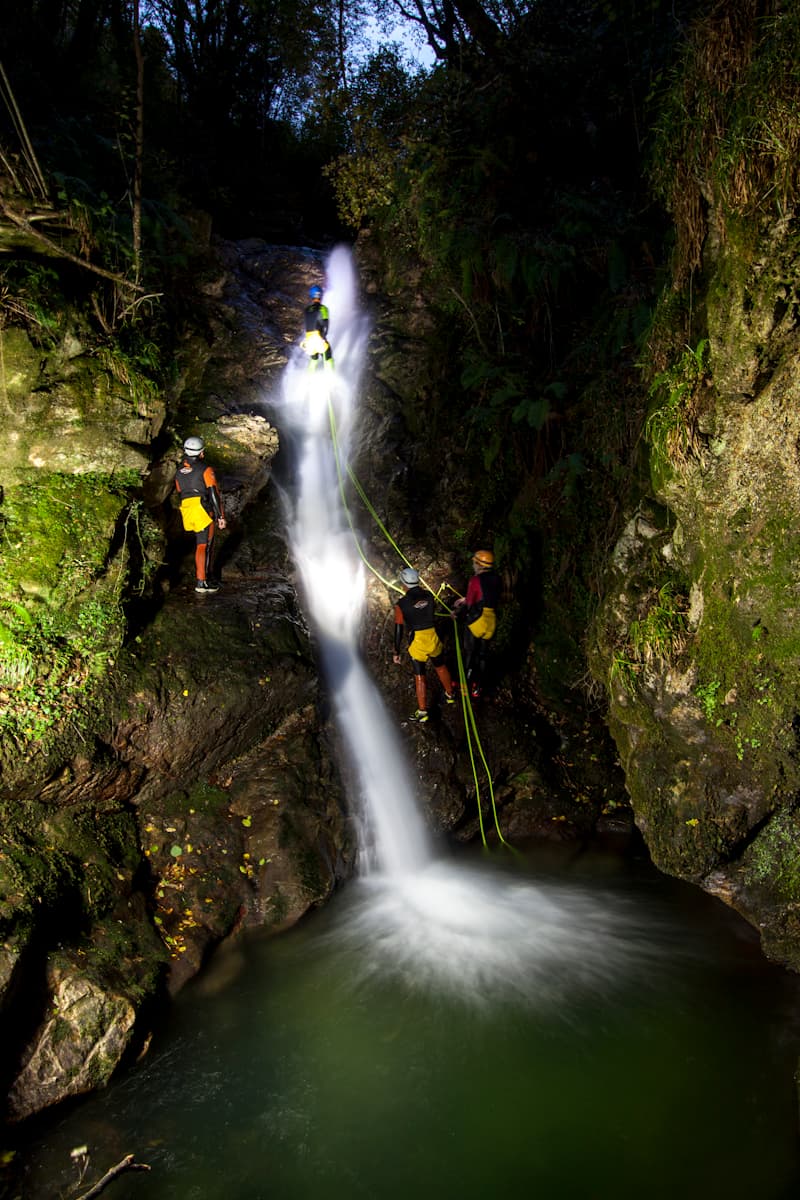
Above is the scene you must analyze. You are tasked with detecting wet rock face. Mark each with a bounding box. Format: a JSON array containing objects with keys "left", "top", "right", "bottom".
[
  {"left": 591, "top": 209, "right": 800, "bottom": 970},
  {"left": 0, "top": 327, "right": 162, "bottom": 486},
  {"left": 7, "top": 969, "right": 137, "bottom": 1123}
]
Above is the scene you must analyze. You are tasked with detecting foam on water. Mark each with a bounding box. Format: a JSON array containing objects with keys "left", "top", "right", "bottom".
[{"left": 326, "top": 856, "right": 667, "bottom": 1010}]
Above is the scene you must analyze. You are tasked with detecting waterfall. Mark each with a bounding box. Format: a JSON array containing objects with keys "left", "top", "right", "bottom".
[
  {"left": 274, "top": 246, "right": 658, "bottom": 1006},
  {"left": 277, "top": 245, "right": 431, "bottom": 878}
]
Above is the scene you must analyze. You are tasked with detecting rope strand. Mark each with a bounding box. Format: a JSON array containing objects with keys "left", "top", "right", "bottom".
[{"left": 326, "top": 390, "right": 509, "bottom": 848}]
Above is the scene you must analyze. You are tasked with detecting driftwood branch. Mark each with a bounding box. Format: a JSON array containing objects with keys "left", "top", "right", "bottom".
[
  {"left": 0, "top": 200, "right": 144, "bottom": 294},
  {"left": 74, "top": 1154, "right": 151, "bottom": 1200},
  {"left": 0, "top": 59, "right": 48, "bottom": 199}
]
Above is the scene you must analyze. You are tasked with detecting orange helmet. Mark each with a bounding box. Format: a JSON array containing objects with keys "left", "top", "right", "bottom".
[{"left": 472, "top": 549, "right": 494, "bottom": 568}]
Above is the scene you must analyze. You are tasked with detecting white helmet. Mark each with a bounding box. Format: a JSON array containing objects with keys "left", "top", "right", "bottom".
[
  {"left": 183, "top": 436, "right": 205, "bottom": 457},
  {"left": 400, "top": 567, "right": 419, "bottom": 586}
]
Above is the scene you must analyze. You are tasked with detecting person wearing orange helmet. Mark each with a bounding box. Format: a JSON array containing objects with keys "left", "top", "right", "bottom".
[{"left": 453, "top": 549, "right": 501, "bottom": 698}]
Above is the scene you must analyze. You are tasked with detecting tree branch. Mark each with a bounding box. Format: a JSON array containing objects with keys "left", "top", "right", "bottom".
[
  {"left": 0, "top": 200, "right": 144, "bottom": 294},
  {"left": 75, "top": 1154, "right": 151, "bottom": 1200}
]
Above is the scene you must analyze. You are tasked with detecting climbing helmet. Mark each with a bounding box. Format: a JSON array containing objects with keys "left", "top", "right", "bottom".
[
  {"left": 309, "top": 285, "right": 323, "bottom": 301},
  {"left": 400, "top": 567, "right": 420, "bottom": 586},
  {"left": 183, "top": 436, "right": 205, "bottom": 457},
  {"left": 473, "top": 550, "right": 494, "bottom": 568}
]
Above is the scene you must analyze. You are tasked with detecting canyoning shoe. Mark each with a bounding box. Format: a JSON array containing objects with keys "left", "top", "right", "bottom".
[
  {"left": 445, "top": 691, "right": 457, "bottom": 705},
  {"left": 195, "top": 579, "right": 220, "bottom": 593},
  {"left": 410, "top": 709, "right": 429, "bottom": 723},
  {"left": 470, "top": 684, "right": 481, "bottom": 699}
]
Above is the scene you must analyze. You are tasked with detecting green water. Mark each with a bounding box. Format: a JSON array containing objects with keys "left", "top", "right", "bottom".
[{"left": 12, "top": 844, "right": 800, "bottom": 1199}]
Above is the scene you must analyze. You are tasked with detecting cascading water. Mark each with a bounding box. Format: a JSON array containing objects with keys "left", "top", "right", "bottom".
[
  {"left": 276, "top": 246, "right": 431, "bottom": 879},
  {"left": 276, "top": 246, "right": 657, "bottom": 1008}
]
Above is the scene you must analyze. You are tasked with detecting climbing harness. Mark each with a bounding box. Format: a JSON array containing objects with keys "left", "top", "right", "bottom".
[{"left": 326, "top": 394, "right": 510, "bottom": 849}]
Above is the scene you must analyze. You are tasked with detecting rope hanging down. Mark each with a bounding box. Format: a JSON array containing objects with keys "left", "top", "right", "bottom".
[{"left": 326, "top": 392, "right": 509, "bottom": 848}]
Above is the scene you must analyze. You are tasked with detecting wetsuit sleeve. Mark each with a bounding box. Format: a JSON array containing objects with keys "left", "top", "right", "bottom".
[
  {"left": 393, "top": 604, "right": 405, "bottom": 653},
  {"left": 465, "top": 576, "right": 482, "bottom": 607},
  {"left": 203, "top": 466, "right": 224, "bottom": 520},
  {"left": 318, "top": 305, "right": 329, "bottom": 339}
]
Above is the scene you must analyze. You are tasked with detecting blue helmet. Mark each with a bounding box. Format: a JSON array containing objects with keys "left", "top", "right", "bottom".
[{"left": 309, "top": 285, "right": 323, "bottom": 301}]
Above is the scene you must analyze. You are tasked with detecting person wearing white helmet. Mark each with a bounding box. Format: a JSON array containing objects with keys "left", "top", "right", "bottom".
[
  {"left": 174, "top": 436, "right": 227, "bottom": 593},
  {"left": 392, "top": 566, "right": 457, "bottom": 723},
  {"left": 301, "top": 284, "right": 333, "bottom": 370},
  {"left": 452, "top": 549, "right": 501, "bottom": 698}
]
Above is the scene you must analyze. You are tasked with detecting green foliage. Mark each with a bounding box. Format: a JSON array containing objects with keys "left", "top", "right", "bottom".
[
  {"left": 322, "top": 45, "right": 423, "bottom": 231},
  {"left": 0, "top": 472, "right": 144, "bottom": 752},
  {"left": 95, "top": 340, "right": 161, "bottom": 409},
  {"left": 645, "top": 339, "right": 708, "bottom": 477},
  {"left": 611, "top": 582, "right": 689, "bottom": 693},
  {"left": 0, "top": 472, "right": 125, "bottom": 594},
  {"left": 690, "top": 559, "right": 800, "bottom": 769},
  {"left": 609, "top": 652, "right": 638, "bottom": 693},
  {"left": 695, "top": 678, "right": 721, "bottom": 722},
  {"left": 349, "top": 0, "right": 679, "bottom": 615},
  {"left": 513, "top": 382, "right": 566, "bottom": 431},
  {"left": 631, "top": 583, "right": 688, "bottom": 663},
  {"left": 324, "top": 127, "right": 398, "bottom": 230},
  {"left": 56, "top": 179, "right": 134, "bottom": 275},
  {"left": 544, "top": 452, "right": 585, "bottom": 500},
  {"left": 0, "top": 261, "right": 64, "bottom": 346},
  {"left": 649, "top": 0, "right": 800, "bottom": 283},
  {"left": 0, "top": 602, "right": 123, "bottom": 747},
  {"left": 742, "top": 806, "right": 800, "bottom": 904}
]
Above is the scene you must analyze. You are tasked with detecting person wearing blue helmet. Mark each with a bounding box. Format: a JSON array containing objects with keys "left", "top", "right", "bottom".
[
  {"left": 392, "top": 566, "right": 457, "bottom": 723},
  {"left": 302, "top": 284, "right": 333, "bottom": 369}
]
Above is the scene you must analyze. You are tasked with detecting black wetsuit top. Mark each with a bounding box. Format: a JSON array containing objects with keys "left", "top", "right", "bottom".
[
  {"left": 175, "top": 458, "right": 222, "bottom": 518},
  {"left": 394, "top": 585, "right": 436, "bottom": 652},
  {"left": 304, "top": 301, "right": 329, "bottom": 338}
]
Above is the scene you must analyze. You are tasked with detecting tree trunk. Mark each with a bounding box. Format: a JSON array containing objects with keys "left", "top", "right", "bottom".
[{"left": 132, "top": 0, "right": 144, "bottom": 284}]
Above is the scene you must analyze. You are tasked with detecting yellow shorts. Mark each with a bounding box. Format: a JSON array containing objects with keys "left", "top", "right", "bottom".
[
  {"left": 467, "top": 608, "right": 496, "bottom": 640},
  {"left": 408, "top": 627, "right": 444, "bottom": 663},
  {"left": 181, "top": 496, "right": 213, "bottom": 533},
  {"left": 302, "top": 330, "right": 328, "bottom": 356}
]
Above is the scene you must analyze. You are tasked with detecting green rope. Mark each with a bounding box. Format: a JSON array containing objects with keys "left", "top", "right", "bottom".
[
  {"left": 345, "top": 460, "right": 414, "bottom": 574},
  {"left": 326, "top": 392, "right": 509, "bottom": 848},
  {"left": 327, "top": 395, "right": 400, "bottom": 591},
  {"left": 452, "top": 606, "right": 511, "bottom": 848},
  {"left": 452, "top": 630, "right": 487, "bottom": 845}
]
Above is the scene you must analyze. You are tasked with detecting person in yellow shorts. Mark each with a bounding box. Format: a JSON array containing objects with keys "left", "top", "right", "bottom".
[
  {"left": 174, "top": 436, "right": 226, "bottom": 593},
  {"left": 392, "top": 567, "right": 457, "bottom": 723},
  {"left": 453, "top": 549, "right": 501, "bottom": 698},
  {"left": 301, "top": 285, "right": 333, "bottom": 370}
]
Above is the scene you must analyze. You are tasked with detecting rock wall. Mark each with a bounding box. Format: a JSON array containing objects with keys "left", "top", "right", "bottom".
[{"left": 591, "top": 206, "right": 800, "bottom": 969}]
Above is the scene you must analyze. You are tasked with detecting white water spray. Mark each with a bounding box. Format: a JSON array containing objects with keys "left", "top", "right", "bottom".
[{"left": 276, "top": 246, "right": 661, "bottom": 1006}]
